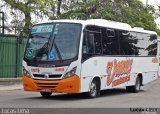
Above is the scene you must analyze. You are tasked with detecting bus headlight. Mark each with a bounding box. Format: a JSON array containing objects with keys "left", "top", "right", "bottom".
[
  {"left": 23, "top": 67, "right": 32, "bottom": 78},
  {"left": 63, "top": 67, "right": 77, "bottom": 79}
]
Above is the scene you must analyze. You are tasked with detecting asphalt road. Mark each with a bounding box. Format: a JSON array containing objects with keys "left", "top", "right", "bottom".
[{"left": 0, "top": 78, "right": 160, "bottom": 108}]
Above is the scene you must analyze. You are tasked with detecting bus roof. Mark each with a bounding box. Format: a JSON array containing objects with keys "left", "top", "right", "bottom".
[{"left": 37, "top": 19, "right": 157, "bottom": 35}]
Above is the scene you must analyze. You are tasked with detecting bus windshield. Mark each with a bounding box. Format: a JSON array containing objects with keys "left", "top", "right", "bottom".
[{"left": 24, "top": 23, "right": 82, "bottom": 61}]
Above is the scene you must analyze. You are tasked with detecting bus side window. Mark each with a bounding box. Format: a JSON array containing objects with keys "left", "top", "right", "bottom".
[
  {"left": 82, "top": 31, "right": 95, "bottom": 60},
  {"left": 119, "top": 30, "right": 136, "bottom": 55},
  {"left": 106, "top": 29, "right": 115, "bottom": 37},
  {"left": 82, "top": 32, "right": 88, "bottom": 54},
  {"left": 94, "top": 32, "right": 102, "bottom": 54},
  {"left": 82, "top": 31, "right": 95, "bottom": 54},
  {"left": 82, "top": 25, "right": 102, "bottom": 60},
  {"left": 101, "top": 28, "right": 112, "bottom": 55},
  {"left": 146, "top": 34, "right": 157, "bottom": 56},
  {"left": 87, "top": 32, "right": 95, "bottom": 54},
  {"left": 102, "top": 28, "right": 119, "bottom": 55}
]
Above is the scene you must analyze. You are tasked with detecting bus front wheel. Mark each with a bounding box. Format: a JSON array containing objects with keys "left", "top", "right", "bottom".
[
  {"left": 87, "top": 80, "right": 100, "bottom": 98},
  {"left": 40, "top": 92, "right": 52, "bottom": 97}
]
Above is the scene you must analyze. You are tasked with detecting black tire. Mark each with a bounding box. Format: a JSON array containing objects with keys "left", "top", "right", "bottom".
[
  {"left": 126, "top": 77, "right": 141, "bottom": 93},
  {"left": 87, "top": 80, "right": 100, "bottom": 98},
  {"left": 40, "top": 92, "right": 52, "bottom": 97}
]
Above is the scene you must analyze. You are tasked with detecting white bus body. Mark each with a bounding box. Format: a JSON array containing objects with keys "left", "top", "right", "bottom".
[
  {"left": 158, "top": 39, "right": 160, "bottom": 76},
  {"left": 22, "top": 19, "right": 159, "bottom": 98}
]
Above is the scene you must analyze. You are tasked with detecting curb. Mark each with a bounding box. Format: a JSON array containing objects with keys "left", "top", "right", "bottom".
[
  {"left": 0, "top": 78, "right": 22, "bottom": 85},
  {"left": 0, "top": 78, "right": 22, "bottom": 82},
  {"left": 0, "top": 84, "right": 23, "bottom": 91},
  {"left": 0, "top": 78, "right": 23, "bottom": 91}
]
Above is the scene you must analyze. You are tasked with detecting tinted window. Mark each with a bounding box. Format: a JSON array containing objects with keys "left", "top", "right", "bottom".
[
  {"left": 146, "top": 34, "right": 157, "bottom": 56},
  {"left": 84, "top": 32, "right": 95, "bottom": 54},
  {"left": 119, "top": 30, "right": 136, "bottom": 55},
  {"left": 82, "top": 26, "right": 102, "bottom": 60},
  {"left": 135, "top": 33, "right": 148, "bottom": 56},
  {"left": 101, "top": 28, "right": 119, "bottom": 55},
  {"left": 82, "top": 25, "right": 157, "bottom": 60},
  {"left": 119, "top": 31, "right": 157, "bottom": 56}
]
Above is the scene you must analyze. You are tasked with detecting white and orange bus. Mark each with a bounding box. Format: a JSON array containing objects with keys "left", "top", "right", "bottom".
[
  {"left": 158, "top": 39, "right": 160, "bottom": 76},
  {"left": 22, "top": 19, "right": 159, "bottom": 98}
]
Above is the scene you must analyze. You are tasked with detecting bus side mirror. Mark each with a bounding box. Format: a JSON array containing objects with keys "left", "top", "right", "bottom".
[{"left": 18, "top": 32, "right": 23, "bottom": 44}]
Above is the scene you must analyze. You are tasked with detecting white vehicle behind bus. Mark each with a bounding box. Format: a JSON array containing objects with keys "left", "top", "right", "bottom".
[{"left": 22, "top": 19, "right": 159, "bottom": 98}]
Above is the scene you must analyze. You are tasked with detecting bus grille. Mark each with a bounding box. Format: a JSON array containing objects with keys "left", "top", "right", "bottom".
[
  {"left": 35, "top": 82, "right": 59, "bottom": 89},
  {"left": 33, "top": 74, "right": 62, "bottom": 79}
]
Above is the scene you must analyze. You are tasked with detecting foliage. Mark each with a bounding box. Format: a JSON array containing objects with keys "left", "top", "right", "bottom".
[
  {"left": 3, "top": 0, "right": 55, "bottom": 35},
  {"left": 50, "top": 0, "right": 160, "bottom": 35},
  {"left": 1, "top": 0, "right": 160, "bottom": 36}
]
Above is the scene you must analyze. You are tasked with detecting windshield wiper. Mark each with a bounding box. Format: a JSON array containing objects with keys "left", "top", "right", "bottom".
[
  {"left": 32, "top": 42, "right": 49, "bottom": 61},
  {"left": 49, "top": 34, "right": 62, "bottom": 61},
  {"left": 31, "top": 34, "right": 52, "bottom": 61}
]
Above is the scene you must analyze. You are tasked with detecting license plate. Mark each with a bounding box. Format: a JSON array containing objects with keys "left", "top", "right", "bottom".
[{"left": 41, "top": 88, "right": 52, "bottom": 92}]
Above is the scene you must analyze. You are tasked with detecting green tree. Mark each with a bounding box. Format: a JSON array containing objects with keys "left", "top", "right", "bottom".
[
  {"left": 3, "top": 0, "right": 55, "bottom": 34},
  {"left": 50, "top": 0, "right": 160, "bottom": 35}
]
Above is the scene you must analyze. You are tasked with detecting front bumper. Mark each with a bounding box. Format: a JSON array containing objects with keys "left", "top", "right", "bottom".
[{"left": 22, "top": 75, "right": 80, "bottom": 93}]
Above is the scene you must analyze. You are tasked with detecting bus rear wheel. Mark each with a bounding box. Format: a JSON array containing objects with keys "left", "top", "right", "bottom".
[
  {"left": 126, "top": 76, "right": 141, "bottom": 93},
  {"left": 40, "top": 92, "right": 52, "bottom": 97}
]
